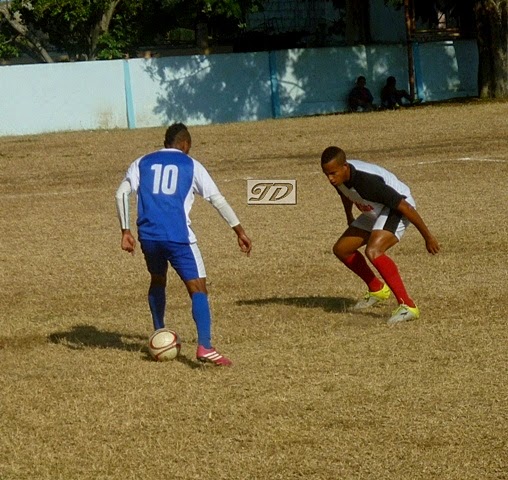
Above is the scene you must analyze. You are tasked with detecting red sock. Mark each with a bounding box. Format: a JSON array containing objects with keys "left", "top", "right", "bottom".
[
  {"left": 342, "top": 252, "right": 384, "bottom": 292},
  {"left": 370, "top": 254, "right": 415, "bottom": 307}
]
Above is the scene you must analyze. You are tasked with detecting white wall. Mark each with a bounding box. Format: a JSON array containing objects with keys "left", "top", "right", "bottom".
[
  {"left": 0, "top": 60, "right": 127, "bottom": 136},
  {"left": 128, "top": 52, "right": 273, "bottom": 128},
  {"left": 0, "top": 40, "right": 478, "bottom": 137},
  {"left": 275, "top": 44, "right": 409, "bottom": 117},
  {"left": 415, "top": 41, "right": 479, "bottom": 101}
]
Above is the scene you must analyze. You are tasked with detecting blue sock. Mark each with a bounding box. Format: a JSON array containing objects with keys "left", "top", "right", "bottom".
[
  {"left": 148, "top": 285, "right": 165, "bottom": 330},
  {"left": 191, "top": 292, "right": 212, "bottom": 348}
]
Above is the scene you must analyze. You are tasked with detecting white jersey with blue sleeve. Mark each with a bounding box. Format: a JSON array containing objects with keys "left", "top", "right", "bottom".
[{"left": 124, "top": 148, "right": 221, "bottom": 243}]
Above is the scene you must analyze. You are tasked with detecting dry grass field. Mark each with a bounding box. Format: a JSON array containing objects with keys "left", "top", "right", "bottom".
[{"left": 1, "top": 100, "right": 507, "bottom": 480}]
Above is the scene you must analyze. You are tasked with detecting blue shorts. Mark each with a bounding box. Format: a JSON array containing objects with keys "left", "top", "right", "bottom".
[{"left": 140, "top": 240, "right": 206, "bottom": 281}]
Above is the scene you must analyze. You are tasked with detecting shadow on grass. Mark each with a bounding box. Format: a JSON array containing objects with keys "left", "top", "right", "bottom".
[
  {"left": 48, "top": 324, "right": 205, "bottom": 368},
  {"left": 237, "top": 296, "right": 356, "bottom": 313},
  {"left": 236, "top": 296, "right": 390, "bottom": 325},
  {"left": 48, "top": 324, "right": 146, "bottom": 352}
]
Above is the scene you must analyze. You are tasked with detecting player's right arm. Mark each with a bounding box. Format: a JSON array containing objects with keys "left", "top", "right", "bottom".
[
  {"left": 337, "top": 190, "right": 355, "bottom": 225},
  {"left": 115, "top": 159, "right": 141, "bottom": 255},
  {"left": 115, "top": 179, "right": 136, "bottom": 255}
]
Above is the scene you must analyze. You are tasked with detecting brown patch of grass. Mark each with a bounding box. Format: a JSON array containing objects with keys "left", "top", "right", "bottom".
[{"left": 1, "top": 101, "right": 507, "bottom": 479}]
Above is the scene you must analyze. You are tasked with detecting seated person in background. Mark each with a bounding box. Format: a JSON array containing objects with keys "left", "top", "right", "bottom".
[
  {"left": 380, "top": 76, "right": 413, "bottom": 109},
  {"left": 347, "top": 76, "right": 375, "bottom": 112}
]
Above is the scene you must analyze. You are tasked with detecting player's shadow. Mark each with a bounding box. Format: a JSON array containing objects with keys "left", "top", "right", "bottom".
[
  {"left": 48, "top": 324, "right": 204, "bottom": 368},
  {"left": 236, "top": 296, "right": 356, "bottom": 313},
  {"left": 48, "top": 324, "right": 146, "bottom": 352},
  {"left": 236, "top": 296, "right": 387, "bottom": 321}
]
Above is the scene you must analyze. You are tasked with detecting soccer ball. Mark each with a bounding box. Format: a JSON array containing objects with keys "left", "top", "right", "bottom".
[{"left": 148, "top": 328, "right": 181, "bottom": 361}]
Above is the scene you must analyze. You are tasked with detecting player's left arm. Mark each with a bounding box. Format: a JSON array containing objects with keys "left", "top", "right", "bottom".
[
  {"left": 232, "top": 223, "right": 252, "bottom": 256},
  {"left": 209, "top": 193, "right": 252, "bottom": 256},
  {"left": 192, "top": 161, "right": 252, "bottom": 255},
  {"left": 396, "top": 199, "right": 440, "bottom": 254}
]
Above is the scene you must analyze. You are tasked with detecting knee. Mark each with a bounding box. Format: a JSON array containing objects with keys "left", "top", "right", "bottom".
[
  {"left": 186, "top": 278, "right": 207, "bottom": 296},
  {"left": 333, "top": 242, "right": 351, "bottom": 262},
  {"left": 364, "top": 246, "right": 383, "bottom": 263}
]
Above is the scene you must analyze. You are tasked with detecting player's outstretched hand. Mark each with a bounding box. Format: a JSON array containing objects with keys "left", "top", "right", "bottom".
[
  {"left": 425, "top": 235, "right": 440, "bottom": 255},
  {"left": 238, "top": 232, "right": 252, "bottom": 256},
  {"left": 121, "top": 230, "right": 136, "bottom": 255},
  {"left": 233, "top": 225, "right": 252, "bottom": 256}
]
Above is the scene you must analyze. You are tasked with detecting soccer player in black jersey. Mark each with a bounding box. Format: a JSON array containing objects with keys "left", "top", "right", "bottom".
[{"left": 321, "top": 146, "right": 440, "bottom": 324}]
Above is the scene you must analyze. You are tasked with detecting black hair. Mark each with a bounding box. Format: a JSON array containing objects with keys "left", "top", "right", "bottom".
[
  {"left": 321, "top": 146, "right": 346, "bottom": 165},
  {"left": 164, "top": 123, "right": 190, "bottom": 146}
]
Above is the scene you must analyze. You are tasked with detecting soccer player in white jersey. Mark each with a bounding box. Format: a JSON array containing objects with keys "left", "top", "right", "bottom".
[
  {"left": 116, "top": 123, "right": 252, "bottom": 366},
  {"left": 321, "top": 146, "right": 439, "bottom": 324}
]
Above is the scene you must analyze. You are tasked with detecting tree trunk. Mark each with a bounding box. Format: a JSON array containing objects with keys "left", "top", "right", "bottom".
[
  {"left": 345, "top": 0, "right": 371, "bottom": 45},
  {"left": 404, "top": 0, "right": 417, "bottom": 100},
  {"left": 0, "top": 4, "right": 54, "bottom": 63},
  {"left": 474, "top": 0, "right": 508, "bottom": 98},
  {"left": 88, "top": 0, "right": 121, "bottom": 60}
]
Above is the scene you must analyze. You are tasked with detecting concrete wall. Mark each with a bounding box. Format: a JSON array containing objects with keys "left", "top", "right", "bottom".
[
  {"left": 0, "top": 60, "right": 126, "bottom": 136},
  {"left": 128, "top": 51, "right": 273, "bottom": 128},
  {"left": 0, "top": 40, "right": 478, "bottom": 137},
  {"left": 414, "top": 41, "right": 479, "bottom": 101},
  {"left": 274, "top": 44, "right": 410, "bottom": 117}
]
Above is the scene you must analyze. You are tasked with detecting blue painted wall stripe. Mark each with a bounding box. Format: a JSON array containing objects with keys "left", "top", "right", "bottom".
[
  {"left": 123, "top": 60, "right": 136, "bottom": 129},
  {"left": 269, "top": 51, "right": 281, "bottom": 119}
]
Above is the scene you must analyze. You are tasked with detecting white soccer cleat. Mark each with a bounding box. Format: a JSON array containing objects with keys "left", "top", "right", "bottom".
[
  {"left": 352, "top": 284, "right": 391, "bottom": 310},
  {"left": 387, "top": 304, "right": 420, "bottom": 324}
]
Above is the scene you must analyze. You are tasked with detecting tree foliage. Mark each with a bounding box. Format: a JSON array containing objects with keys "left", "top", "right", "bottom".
[
  {"left": 139, "top": 0, "right": 265, "bottom": 48},
  {"left": 0, "top": 31, "right": 19, "bottom": 60},
  {"left": 0, "top": 1, "right": 54, "bottom": 62},
  {"left": 1, "top": 0, "right": 506, "bottom": 98},
  {"left": 0, "top": 0, "right": 264, "bottom": 62},
  {"left": 6, "top": 0, "right": 144, "bottom": 60}
]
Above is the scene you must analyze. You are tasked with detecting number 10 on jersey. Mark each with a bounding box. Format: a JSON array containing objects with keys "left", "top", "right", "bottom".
[{"left": 151, "top": 164, "right": 179, "bottom": 194}]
